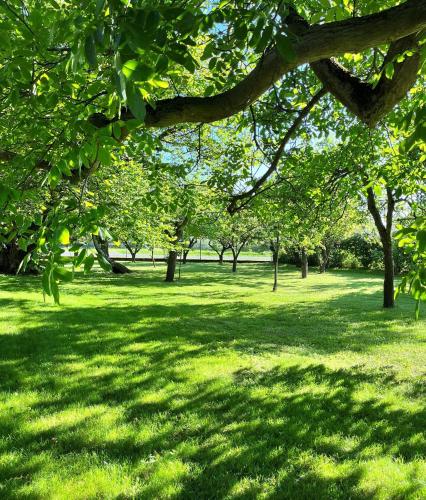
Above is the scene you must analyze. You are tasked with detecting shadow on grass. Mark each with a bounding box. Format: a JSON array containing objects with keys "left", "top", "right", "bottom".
[{"left": 0, "top": 267, "right": 424, "bottom": 498}]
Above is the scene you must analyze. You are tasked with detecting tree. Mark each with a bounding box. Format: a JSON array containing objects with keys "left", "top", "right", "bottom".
[
  {"left": 331, "top": 121, "right": 426, "bottom": 308},
  {"left": 206, "top": 211, "right": 259, "bottom": 273}
]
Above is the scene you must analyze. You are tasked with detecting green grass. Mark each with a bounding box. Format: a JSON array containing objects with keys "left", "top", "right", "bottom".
[{"left": 0, "top": 263, "right": 425, "bottom": 499}]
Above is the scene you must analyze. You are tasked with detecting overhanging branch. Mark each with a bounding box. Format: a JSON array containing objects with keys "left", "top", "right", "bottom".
[{"left": 89, "top": 0, "right": 426, "bottom": 129}]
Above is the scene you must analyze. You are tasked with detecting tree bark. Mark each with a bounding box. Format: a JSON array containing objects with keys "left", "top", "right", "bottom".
[
  {"left": 208, "top": 241, "right": 229, "bottom": 264},
  {"left": 165, "top": 250, "right": 178, "bottom": 282},
  {"left": 231, "top": 249, "right": 238, "bottom": 273},
  {"left": 219, "top": 249, "right": 225, "bottom": 264},
  {"left": 301, "top": 248, "right": 308, "bottom": 279},
  {"left": 92, "top": 235, "right": 131, "bottom": 274},
  {"left": 164, "top": 217, "right": 188, "bottom": 282},
  {"left": 182, "top": 249, "right": 189, "bottom": 264},
  {"left": 383, "top": 236, "right": 395, "bottom": 308}
]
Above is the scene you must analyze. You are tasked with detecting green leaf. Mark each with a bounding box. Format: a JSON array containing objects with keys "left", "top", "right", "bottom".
[
  {"left": 112, "top": 121, "right": 122, "bottom": 140},
  {"left": 384, "top": 62, "right": 394, "bottom": 80},
  {"left": 97, "top": 146, "right": 112, "bottom": 166},
  {"left": 42, "top": 266, "right": 52, "bottom": 296},
  {"left": 275, "top": 34, "right": 296, "bottom": 63},
  {"left": 58, "top": 227, "right": 70, "bottom": 245},
  {"left": 84, "top": 34, "right": 97, "bottom": 68},
  {"left": 155, "top": 55, "right": 169, "bottom": 73},
  {"left": 416, "top": 230, "right": 426, "bottom": 254},
  {"left": 84, "top": 254, "right": 95, "bottom": 274},
  {"left": 146, "top": 10, "right": 161, "bottom": 32},
  {"left": 122, "top": 59, "right": 139, "bottom": 79},
  {"left": 127, "top": 87, "right": 146, "bottom": 121},
  {"left": 74, "top": 248, "right": 87, "bottom": 267},
  {"left": 95, "top": 0, "right": 105, "bottom": 16},
  {"left": 53, "top": 267, "right": 73, "bottom": 282},
  {"left": 51, "top": 278, "right": 60, "bottom": 305},
  {"left": 97, "top": 253, "right": 112, "bottom": 272}
]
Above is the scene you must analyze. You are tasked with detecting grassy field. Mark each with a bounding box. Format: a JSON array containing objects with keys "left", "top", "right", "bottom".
[{"left": 0, "top": 263, "right": 425, "bottom": 499}]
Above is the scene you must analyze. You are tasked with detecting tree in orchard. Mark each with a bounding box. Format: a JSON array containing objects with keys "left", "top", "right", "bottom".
[
  {"left": 88, "top": 157, "right": 171, "bottom": 265},
  {"left": 328, "top": 120, "right": 426, "bottom": 308},
  {"left": 0, "top": 0, "right": 425, "bottom": 300},
  {"left": 157, "top": 171, "right": 215, "bottom": 282},
  {"left": 205, "top": 210, "right": 260, "bottom": 272}
]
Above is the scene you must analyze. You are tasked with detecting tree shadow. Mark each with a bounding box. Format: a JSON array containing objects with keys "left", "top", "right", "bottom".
[{"left": 0, "top": 267, "right": 424, "bottom": 497}]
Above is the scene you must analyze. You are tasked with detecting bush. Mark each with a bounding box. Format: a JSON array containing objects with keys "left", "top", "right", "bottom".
[
  {"left": 340, "top": 250, "right": 362, "bottom": 269},
  {"left": 339, "top": 234, "right": 382, "bottom": 269},
  {"left": 278, "top": 234, "right": 408, "bottom": 273}
]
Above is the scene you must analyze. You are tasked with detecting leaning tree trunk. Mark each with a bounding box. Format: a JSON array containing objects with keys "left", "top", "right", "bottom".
[
  {"left": 92, "top": 235, "right": 131, "bottom": 274},
  {"left": 301, "top": 247, "right": 308, "bottom": 279}
]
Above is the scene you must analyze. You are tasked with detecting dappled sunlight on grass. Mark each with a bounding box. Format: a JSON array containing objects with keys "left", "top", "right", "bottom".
[{"left": 0, "top": 263, "right": 424, "bottom": 498}]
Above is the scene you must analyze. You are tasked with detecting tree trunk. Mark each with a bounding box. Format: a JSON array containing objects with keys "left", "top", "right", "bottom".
[
  {"left": 231, "top": 249, "right": 237, "bottom": 272},
  {"left": 232, "top": 258, "right": 237, "bottom": 272},
  {"left": 319, "top": 247, "right": 328, "bottom": 273},
  {"left": 219, "top": 249, "right": 225, "bottom": 264},
  {"left": 93, "top": 235, "right": 131, "bottom": 274},
  {"left": 182, "top": 249, "right": 189, "bottom": 264},
  {"left": 382, "top": 237, "right": 395, "bottom": 308},
  {"left": 366, "top": 185, "right": 395, "bottom": 308},
  {"left": 164, "top": 217, "right": 188, "bottom": 282},
  {"left": 0, "top": 241, "right": 36, "bottom": 275},
  {"left": 301, "top": 247, "right": 308, "bottom": 279},
  {"left": 165, "top": 250, "right": 178, "bottom": 282},
  {"left": 272, "top": 234, "right": 280, "bottom": 292},
  {"left": 182, "top": 237, "right": 196, "bottom": 264}
]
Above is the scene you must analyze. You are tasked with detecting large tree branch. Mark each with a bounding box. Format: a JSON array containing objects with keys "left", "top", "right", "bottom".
[
  {"left": 228, "top": 87, "right": 327, "bottom": 213},
  {"left": 89, "top": 0, "right": 426, "bottom": 129},
  {"left": 311, "top": 33, "right": 422, "bottom": 126}
]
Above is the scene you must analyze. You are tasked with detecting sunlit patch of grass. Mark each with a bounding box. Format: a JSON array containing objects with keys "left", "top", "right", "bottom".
[{"left": 0, "top": 263, "right": 424, "bottom": 498}]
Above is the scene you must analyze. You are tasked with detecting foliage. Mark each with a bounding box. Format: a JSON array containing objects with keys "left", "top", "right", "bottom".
[{"left": 395, "top": 217, "right": 426, "bottom": 318}]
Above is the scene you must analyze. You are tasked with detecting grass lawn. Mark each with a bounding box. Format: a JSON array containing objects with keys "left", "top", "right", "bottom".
[{"left": 0, "top": 263, "right": 425, "bottom": 499}]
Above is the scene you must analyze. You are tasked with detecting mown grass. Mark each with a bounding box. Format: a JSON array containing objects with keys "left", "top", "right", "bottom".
[{"left": 0, "top": 263, "right": 425, "bottom": 499}]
